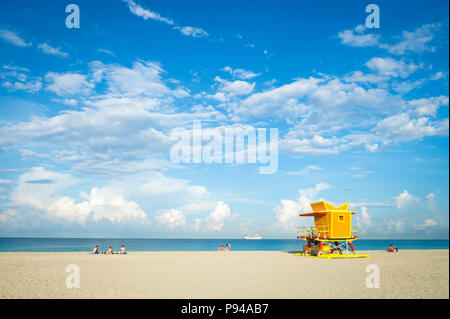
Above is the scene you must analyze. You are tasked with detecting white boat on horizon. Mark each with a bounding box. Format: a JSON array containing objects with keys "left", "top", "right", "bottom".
[{"left": 243, "top": 234, "right": 262, "bottom": 240}]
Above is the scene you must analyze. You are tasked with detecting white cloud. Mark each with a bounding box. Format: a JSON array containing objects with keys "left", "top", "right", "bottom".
[
  {"left": 1, "top": 65, "right": 42, "bottom": 93},
  {"left": 342, "top": 71, "right": 388, "bottom": 84},
  {"left": 97, "top": 48, "right": 116, "bottom": 56},
  {"left": 365, "top": 144, "right": 379, "bottom": 152},
  {"left": 355, "top": 206, "right": 371, "bottom": 234},
  {"left": 204, "top": 201, "right": 231, "bottom": 231},
  {"left": 155, "top": 209, "right": 187, "bottom": 229},
  {"left": 365, "top": 57, "right": 421, "bottom": 78},
  {"left": 414, "top": 219, "right": 438, "bottom": 230},
  {"left": 392, "top": 79, "right": 426, "bottom": 94},
  {"left": 339, "top": 23, "right": 442, "bottom": 55},
  {"left": 52, "top": 98, "right": 78, "bottom": 107},
  {"left": 48, "top": 186, "right": 148, "bottom": 225},
  {"left": 1, "top": 78, "right": 42, "bottom": 93},
  {"left": 89, "top": 60, "right": 184, "bottom": 98},
  {"left": 45, "top": 72, "right": 93, "bottom": 96},
  {"left": 393, "top": 190, "right": 418, "bottom": 209},
  {"left": 431, "top": 71, "right": 446, "bottom": 80},
  {"left": 213, "top": 76, "right": 255, "bottom": 98},
  {"left": 0, "top": 29, "right": 31, "bottom": 47},
  {"left": 386, "top": 23, "right": 441, "bottom": 55},
  {"left": 37, "top": 43, "right": 69, "bottom": 58},
  {"left": 176, "top": 26, "right": 209, "bottom": 38},
  {"left": 10, "top": 167, "right": 75, "bottom": 210},
  {"left": 123, "top": 0, "right": 174, "bottom": 25},
  {"left": 425, "top": 192, "right": 435, "bottom": 202},
  {"left": 338, "top": 25, "right": 381, "bottom": 47},
  {"left": 274, "top": 183, "right": 330, "bottom": 231},
  {"left": 6, "top": 167, "right": 149, "bottom": 227},
  {"left": 374, "top": 113, "right": 449, "bottom": 143},
  {"left": 409, "top": 96, "right": 449, "bottom": 117},
  {"left": 222, "top": 66, "right": 261, "bottom": 80},
  {"left": 239, "top": 77, "right": 321, "bottom": 117},
  {"left": 123, "top": 0, "right": 209, "bottom": 39}
]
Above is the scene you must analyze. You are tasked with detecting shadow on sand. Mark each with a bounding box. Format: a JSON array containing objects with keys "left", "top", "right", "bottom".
[{"left": 282, "top": 250, "right": 302, "bottom": 254}]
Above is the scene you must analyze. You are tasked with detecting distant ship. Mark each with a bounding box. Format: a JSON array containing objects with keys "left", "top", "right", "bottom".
[{"left": 243, "top": 234, "right": 262, "bottom": 240}]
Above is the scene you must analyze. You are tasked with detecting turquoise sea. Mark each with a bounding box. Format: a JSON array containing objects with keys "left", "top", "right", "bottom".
[{"left": 0, "top": 238, "right": 448, "bottom": 252}]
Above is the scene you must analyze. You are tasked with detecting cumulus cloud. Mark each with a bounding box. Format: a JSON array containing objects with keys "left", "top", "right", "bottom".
[
  {"left": 4, "top": 167, "right": 149, "bottom": 228},
  {"left": 355, "top": 206, "right": 371, "bottom": 233},
  {"left": 212, "top": 76, "right": 255, "bottom": 99},
  {"left": 239, "top": 77, "right": 321, "bottom": 117},
  {"left": 274, "top": 183, "right": 330, "bottom": 231},
  {"left": 155, "top": 209, "right": 187, "bottom": 229},
  {"left": 374, "top": 113, "right": 449, "bottom": 143},
  {"left": 204, "top": 201, "right": 231, "bottom": 231},
  {"left": 365, "top": 57, "right": 421, "bottom": 78},
  {"left": 45, "top": 72, "right": 94, "bottom": 96},
  {"left": 338, "top": 25, "right": 381, "bottom": 47},
  {"left": 10, "top": 167, "right": 75, "bottom": 210},
  {"left": 393, "top": 190, "right": 418, "bottom": 209},
  {"left": 47, "top": 186, "right": 149, "bottom": 225},
  {"left": 409, "top": 96, "right": 449, "bottom": 117}
]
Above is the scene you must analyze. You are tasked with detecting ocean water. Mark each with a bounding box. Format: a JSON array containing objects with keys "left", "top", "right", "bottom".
[{"left": 0, "top": 238, "right": 448, "bottom": 252}]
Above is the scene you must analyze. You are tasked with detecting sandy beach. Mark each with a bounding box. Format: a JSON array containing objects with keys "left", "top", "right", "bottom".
[{"left": 0, "top": 250, "right": 448, "bottom": 299}]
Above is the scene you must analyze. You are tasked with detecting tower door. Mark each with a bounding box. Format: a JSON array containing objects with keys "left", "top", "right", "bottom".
[{"left": 331, "top": 212, "right": 352, "bottom": 239}]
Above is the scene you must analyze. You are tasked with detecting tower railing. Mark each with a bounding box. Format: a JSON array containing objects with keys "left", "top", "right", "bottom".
[{"left": 296, "top": 225, "right": 359, "bottom": 239}]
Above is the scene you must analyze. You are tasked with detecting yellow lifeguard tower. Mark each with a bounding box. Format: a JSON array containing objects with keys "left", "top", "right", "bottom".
[{"left": 295, "top": 201, "right": 370, "bottom": 258}]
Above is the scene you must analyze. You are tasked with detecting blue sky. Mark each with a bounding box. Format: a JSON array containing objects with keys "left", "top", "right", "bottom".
[{"left": 0, "top": 0, "right": 448, "bottom": 238}]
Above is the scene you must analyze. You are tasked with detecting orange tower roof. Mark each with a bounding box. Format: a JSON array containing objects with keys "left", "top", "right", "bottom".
[{"left": 299, "top": 201, "right": 356, "bottom": 216}]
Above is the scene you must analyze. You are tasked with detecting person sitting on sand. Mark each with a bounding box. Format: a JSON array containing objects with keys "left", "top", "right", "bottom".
[
  {"left": 388, "top": 244, "right": 394, "bottom": 252},
  {"left": 92, "top": 245, "right": 99, "bottom": 254},
  {"left": 106, "top": 246, "right": 114, "bottom": 254},
  {"left": 394, "top": 245, "right": 398, "bottom": 252},
  {"left": 120, "top": 244, "right": 127, "bottom": 254},
  {"left": 227, "top": 243, "right": 231, "bottom": 251}
]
